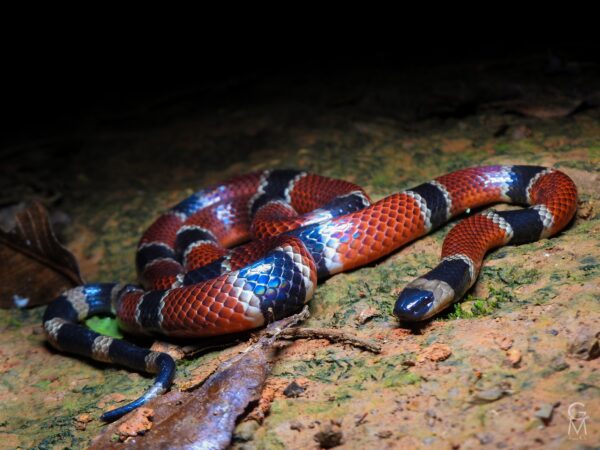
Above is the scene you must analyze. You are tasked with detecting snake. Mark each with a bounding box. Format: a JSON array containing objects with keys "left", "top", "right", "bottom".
[{"left": 42, "top": 165, "right": 577, "bottom": 421}]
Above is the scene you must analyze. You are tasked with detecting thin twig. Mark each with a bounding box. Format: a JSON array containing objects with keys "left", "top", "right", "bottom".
[
  {"left": 278, "top": 327, "right": 382, "bottom": 353},
  {"left": 178, "top": 307, "right": 312, "bottom": 391}
]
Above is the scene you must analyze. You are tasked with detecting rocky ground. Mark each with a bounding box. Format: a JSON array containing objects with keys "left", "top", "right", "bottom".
[{"left": 1, "top": 52, "right": 599, "bottom": 449}]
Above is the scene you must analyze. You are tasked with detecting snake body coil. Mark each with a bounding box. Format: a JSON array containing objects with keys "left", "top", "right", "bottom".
[{"left": 43, "top": 165, "right": 577, "bottom": 420}]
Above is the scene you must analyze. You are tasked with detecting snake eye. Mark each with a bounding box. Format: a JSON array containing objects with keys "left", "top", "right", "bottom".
[{"left": 393, "top": 287, "right": 435, "bottom": 322}]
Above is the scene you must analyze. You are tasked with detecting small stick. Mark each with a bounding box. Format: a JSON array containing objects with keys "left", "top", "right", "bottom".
[{"left": 278, "top": 327, "right": 382, "bottom": 353}]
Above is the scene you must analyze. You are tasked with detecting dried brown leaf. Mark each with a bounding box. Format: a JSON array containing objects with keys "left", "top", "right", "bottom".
[
  {"left": 90, "top": 308, "right": 310, "bottom": 450},
  {"left": 0, "top": 200, "right": 83, "bottom": 308}
]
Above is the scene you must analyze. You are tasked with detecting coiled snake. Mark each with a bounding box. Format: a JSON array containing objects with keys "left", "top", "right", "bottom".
[{"left": 42, "top": 165, "right": 577, "bottom": 421}]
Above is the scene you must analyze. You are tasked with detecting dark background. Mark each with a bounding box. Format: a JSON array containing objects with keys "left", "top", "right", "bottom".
[{"left": 4, "top": 39, "right": 600, "bottom": 147}]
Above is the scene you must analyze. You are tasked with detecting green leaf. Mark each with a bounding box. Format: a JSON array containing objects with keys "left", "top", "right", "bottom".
[{"left": 85, "top": 316, "right": 123, "bottom": 338}]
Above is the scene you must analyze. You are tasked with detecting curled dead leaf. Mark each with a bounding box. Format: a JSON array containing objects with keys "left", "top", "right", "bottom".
[{"left": 0, "top": 200, "right": 82, "bottom": 308}]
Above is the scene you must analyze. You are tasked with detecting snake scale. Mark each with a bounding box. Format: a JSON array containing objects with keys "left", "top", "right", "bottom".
[{"left": 42, "top": 165, "right": 577, "bottom": 420}]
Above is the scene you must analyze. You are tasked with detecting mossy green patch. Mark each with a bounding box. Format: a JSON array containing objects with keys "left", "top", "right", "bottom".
[
  {"left": 32, "top": 379, "right": 52, "bottom": 391},
  {"left": 273, "top": 350, "right": 419, "bottom": 397},
  {"left": 531, "top": 286, "right": 558, "bottom": 304},
  {"left": 447, "top": 286, "right": 515, "bottom": 319},
  {"left": 382, "top": 370, "right": 421, "bottom": 388},
  {"left": 481, "top": 266, "right": 540, "bottom": 289},
  {"left": 555, "top": 160, "right": 600, "bottom": 172},
  {"left": 256, "top": 431, "right": 287, "bottom": 450}
]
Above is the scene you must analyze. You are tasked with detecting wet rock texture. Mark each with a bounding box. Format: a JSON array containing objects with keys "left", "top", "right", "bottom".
[{"left": 1, "top": 55, "right": 599, "bottom": 448}]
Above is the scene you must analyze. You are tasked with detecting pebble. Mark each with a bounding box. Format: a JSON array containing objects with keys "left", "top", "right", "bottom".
[
  {"left": 356, "top": 307, "right": 379, "bottom": 324},
  {"left": 471, "top": 387, "right": 507, "bottom": 404},
  {"left": 448, "top": 387, "right": 461, "bottom": 398},
  {"left": 283, "top": 380, "right": 306, "bottom": 398},
  {"left": 476, "top": 432, "right": 494, "bottom": 445},
  {"left": 73, "top": 413, "right": 92, "bottom": 431},
  {"left": 496, "top": 336, "right": 513, "bottom": 351},
  {"left": 418, "top": 343, "right": 452, "bottom": 362},
  {"left": 550, "top": 355, "right": 570, "bottom": 371},
  {"left": 425, "top": 409, "right": 437, "bottom": 427},
  {"left": 534, "top": 403, "right": 555, "bottom": 424},
  {"left": 376, "top": 430, "right": 392, "bottom": 439},
  {"left": 567, "top": 327, "right": 600, "bottom": 360},
  {"left": 506, "top": 349, "right": 522, "bottom": 367}
]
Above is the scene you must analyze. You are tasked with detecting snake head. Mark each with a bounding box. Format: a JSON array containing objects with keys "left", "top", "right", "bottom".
[
  {"left": 394, "top": 278, "right": 456, "bottom": 322},
  {"left": 393, "top": 287, "right": 435, "bottom": 321}
]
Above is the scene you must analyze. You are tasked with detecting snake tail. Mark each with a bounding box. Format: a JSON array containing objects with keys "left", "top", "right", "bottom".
[{"left": 42, "top": 283, "right": 175, "bottom": 421}]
